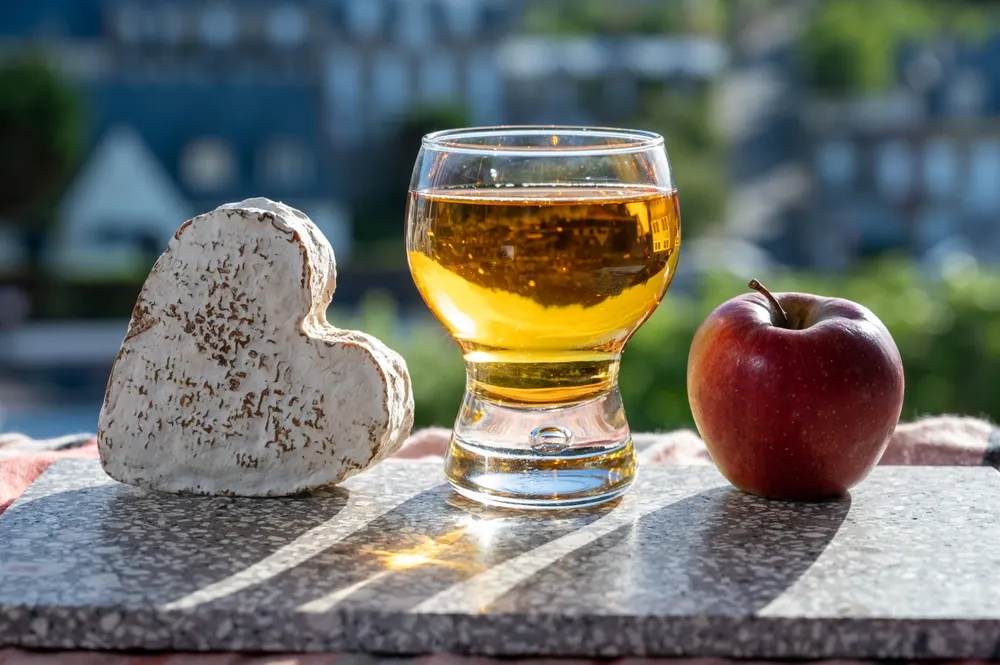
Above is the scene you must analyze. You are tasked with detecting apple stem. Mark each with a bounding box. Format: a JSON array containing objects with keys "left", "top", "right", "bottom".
[{"left": 748, "top": 279, "right": 790, "bottom": 328}]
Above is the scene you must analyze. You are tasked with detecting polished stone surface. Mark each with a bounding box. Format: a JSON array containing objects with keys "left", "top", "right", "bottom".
[{"left": 0, "top": 459, "right": 999, "bottom": 658}]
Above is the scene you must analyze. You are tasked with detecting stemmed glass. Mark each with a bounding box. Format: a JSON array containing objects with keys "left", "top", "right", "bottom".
[{"left": 406, "top": 127, "right": 680, "bottom": 509}]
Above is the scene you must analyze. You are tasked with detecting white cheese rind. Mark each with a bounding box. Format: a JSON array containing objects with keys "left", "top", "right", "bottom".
[{"left": 97, "top": 198, "right": 414, "bottom": 496}]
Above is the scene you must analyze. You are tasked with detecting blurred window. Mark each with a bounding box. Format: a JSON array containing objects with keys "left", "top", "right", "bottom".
[
  {"left": 95, "top": 228, "right": 162, "bottom": 257},
  {"left": 602, "top": 77, "right": 638, "bottom": 118},
  {"left": 562, "top": 39, "right": 606, "bottom": 78},
  {"left": 324, "top": 52, "right": 364, "bottom": 143},
  {"left": 467, "top": 50, "right": 502, "bottom": 125},
  {"left": 182, "top": 139, "right": 237, "bottom": 191},
  {"left": 966, "top": 140, "right": 1000, "bottom": 214},
  {"left": 267, "top": 4, "right": 307, "bottom": 47},
  {"left": 159, "top": 8, "right": 185, "bottom": 44},
  {"left": 875, "top": 139, "right": 914, "bottom": 202},
  {"left": 200, "top": 4, "right": 238, "bottom": 47},
  {"left": 137, "top": 8, "right": 163, "bottom": 43},
  {"left": 373, "top": 52, "right": 410, "bottom": 118},
  {"left": 815, "top": 140, "right": 857, "bottom": 189},
  {"left": 258, "top": 138, "right": 312, "bottom": 187},
  {"left": 115, "top": 7, "right": 143, "bottom": 44},
  {"left": 625, "top": 38, "right": 681, "bottom": 79},
  {"left": 496, "top": 38, "right": 556, "bottom": 80},
  {"left": 441, "top": 0, "right": 477, "bottom": 38},
  {"left": 923, "top": 138, "right": 958, "bottom": 200},
  {"left": 917, "top": 207, "right": 958, "bottom": 251},
  {"left": 904, "top": 49, "right": 942, "bottom": 93},
  {"left": 859, "top": 206, "right": 906, "bottom": 255},
  {"left": 346, "top": 0, "right": 383, "bottom": 39},
  {"left": 682, "top": 38, "right": 729, "bottom": 78},
  {"left": 396, "top": 1, "right": 432, "bottom": 48},
  {"left": 946, "top": 70, "right": 987, "bottom": 117},
  {"left": 480, "top": 2, "right": 512, "bottom": 37},
  {"left": 419, "top": 53, "right": 458, "bottom": 102}
]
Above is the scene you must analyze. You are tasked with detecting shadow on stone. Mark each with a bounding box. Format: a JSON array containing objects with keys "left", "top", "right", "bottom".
[
  {"left": 489, "top": 486, "right": 851, "bottom": 615},
  {"left": 0, "top": 481, "right": 350, "bottom": 606},
  {"left": 0, "top": 465, "right": 849, "bottom": 620}
]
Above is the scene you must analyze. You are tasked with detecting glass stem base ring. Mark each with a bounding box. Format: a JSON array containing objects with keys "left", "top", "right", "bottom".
[{"left": 443, "top": 390, "right": 637, "bottom": 509}]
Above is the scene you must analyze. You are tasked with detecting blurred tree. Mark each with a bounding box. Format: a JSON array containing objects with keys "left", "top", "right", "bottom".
[
  {"left": 0, "top": 54, "right": 82, "bottom": 229},
  {"left": 801, "top": 0, "right": 1000, "bottom": 95},
  {"left": 667, "top": 0, "right": 727, "bottom": 36},
  {"left": 343, "top": 258, "right": 1000, "bottom": 431},
  {"left": 800, "top": 0, "right": 931, "bottom": 94},
  {"left": 628, "top": 87, "right": 727, "bottom": 237},
  {"left": 396, "top": 105, "right": 472, "bottom": 164},
  {"left": 352, "top": 105, "right": 471, "bottom": 264},
  {"left": 524, "top": 0, "right": 726, "bottom": 36}
]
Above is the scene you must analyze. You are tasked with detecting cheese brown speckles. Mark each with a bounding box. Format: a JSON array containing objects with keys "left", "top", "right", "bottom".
[{"left": 98, "top": 198, "right": 414, "bottom": 496}]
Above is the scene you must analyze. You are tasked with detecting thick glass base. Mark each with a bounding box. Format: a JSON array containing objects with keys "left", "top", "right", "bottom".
[{"left": 444, "top": 389, "right": 637, "bottom": 510}]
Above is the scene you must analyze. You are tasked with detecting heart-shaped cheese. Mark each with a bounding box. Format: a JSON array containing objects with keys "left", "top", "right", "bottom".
[{"left": 98, "top": 198, "right": 414, "bottom": 496}]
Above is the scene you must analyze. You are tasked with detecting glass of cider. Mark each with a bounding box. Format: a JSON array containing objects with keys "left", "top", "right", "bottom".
[{"left": 406, "top": 126, "right": 680, "bottom": 509}]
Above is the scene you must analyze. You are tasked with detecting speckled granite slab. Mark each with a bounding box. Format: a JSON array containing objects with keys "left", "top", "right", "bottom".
[{"left": 1, "top": 460, "right": 999, "bottom": 659}]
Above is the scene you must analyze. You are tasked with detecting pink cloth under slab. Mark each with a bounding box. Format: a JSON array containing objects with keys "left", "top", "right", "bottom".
[
  {"left": 0, "top": 416, "right": 997, "bottom": 664},
  {"left": 394, "top": 415, "right": 999, "bottom": 467}
]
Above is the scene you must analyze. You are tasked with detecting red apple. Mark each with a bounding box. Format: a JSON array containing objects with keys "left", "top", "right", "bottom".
[{"left": 687, "top": 279, "right": 904, "bottom": 500}]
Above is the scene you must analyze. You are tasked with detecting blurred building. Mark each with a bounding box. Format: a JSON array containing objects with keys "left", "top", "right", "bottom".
[
  {"left": 47, "top": 81, "right": 347, "bottom": 278},
  {"left": 0, "top": 0, "right": 353, "bottom": 278},
  {"left": 0, "top": 0, "right": 519, "bottom": 274},
  {"left": 714, "top": 0, "right": 810, "bottom": 272},
  {"left": 802, "top": 35, "right": 1000, "bottom": 271},
  {"left": 0, "top": 0, "right": 732, "bottom": 261},
  {"left": 322, "top": 0, "right": 514, "bottom": 136},
  {"left": 0, "top": 0, "right": 735, "bottom": 397},
  {"left": 498, "top": 34, "right": 726, "bottom": 125},
  {"left": 318, "top": 0, "right": 517, "bottom": 201}
]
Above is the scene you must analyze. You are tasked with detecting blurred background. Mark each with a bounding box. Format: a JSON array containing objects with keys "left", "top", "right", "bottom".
[{"left": 1, "top": 0, "right": 999, "bottom": 437}]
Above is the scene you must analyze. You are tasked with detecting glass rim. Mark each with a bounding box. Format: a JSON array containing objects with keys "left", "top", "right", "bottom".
[{"left": 421, "top": 125, "right": 665, "bottom": 156}]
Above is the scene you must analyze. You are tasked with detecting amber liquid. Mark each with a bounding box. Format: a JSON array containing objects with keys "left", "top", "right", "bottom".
[{"left": 407, "top": 185, "right": 681, "bottom": 405}]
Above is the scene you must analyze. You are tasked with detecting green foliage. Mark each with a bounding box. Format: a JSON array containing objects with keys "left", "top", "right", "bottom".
[
  {"left": 396, "top": 105, "right": 472, "bottom": 152},
  {"left": 524, "top": 0, "right": 726, "bottom": 36},
  {"left": 33, "top": 279, "right": 142, "bottom": 320},
  {"left": 801, "top": 0, "right": 1000, "bottom": 95},
  {"left": 337, "top": 259, "right": 1000, "bottom": 432},
  {"left": 801, "top": 0, "right": 926, "bottom": 94},
  {"left": 331, "top": 291, "right": 466, "bottom": 429},
  {"left": 355, "top": 105, "right": 472, "bottom": 246},
  {"left": 0, "top": 54, "right": 83, "bottom": 222}
]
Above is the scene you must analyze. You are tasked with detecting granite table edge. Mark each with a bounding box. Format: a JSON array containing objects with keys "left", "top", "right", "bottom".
[
  {"left": 3, "top": 604, "right": 1000, "bottom": 659},
  {"left": 1, "top": 460, "right": 999, "bottom": 659}
]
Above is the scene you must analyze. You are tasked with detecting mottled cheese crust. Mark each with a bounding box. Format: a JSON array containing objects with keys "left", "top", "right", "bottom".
[{"left": 98, "top": 198, "right": 414, "bottom": 496}]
